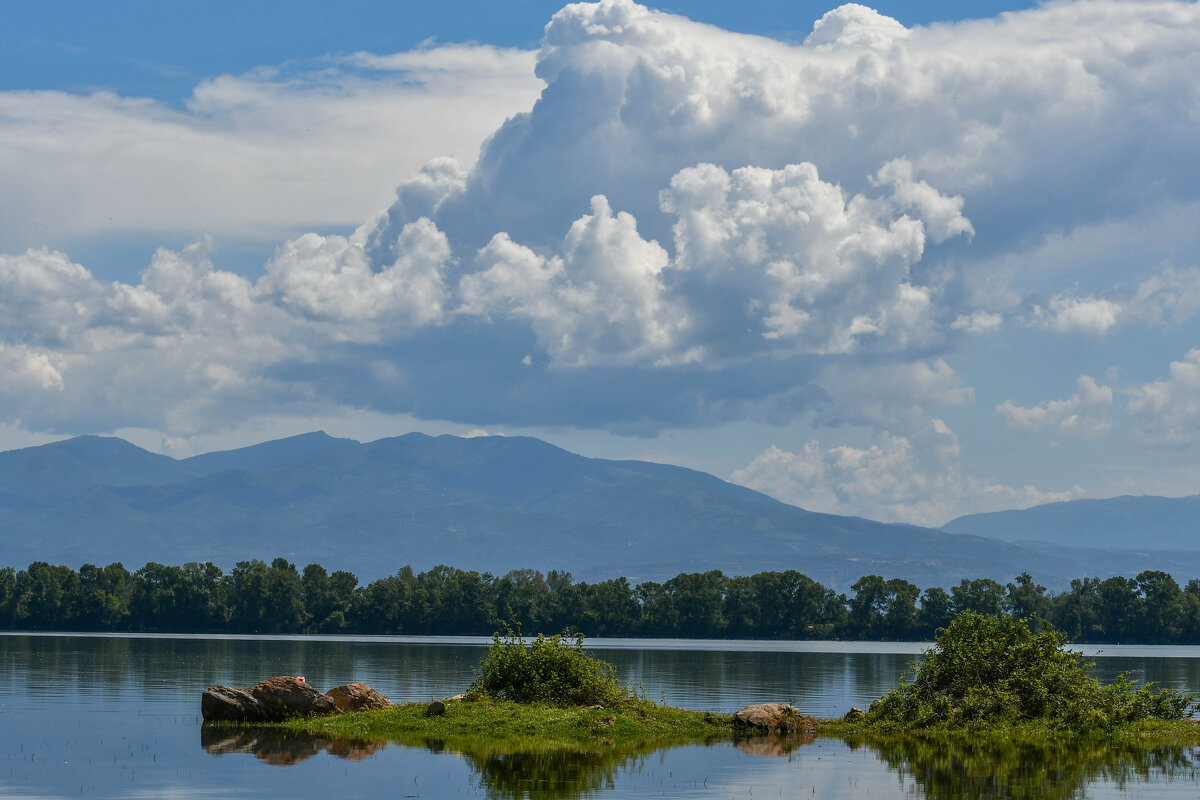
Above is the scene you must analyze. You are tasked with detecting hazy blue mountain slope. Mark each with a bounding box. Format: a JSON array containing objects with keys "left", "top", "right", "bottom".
[
  {"left": 2, "top": 432, "right": 1199, "bottom": 587},
  {"left": 943, "top": 494, "right": 1200, "bottom": 550},
  {"left": 0, "top": 436, "right": 196, "bottom": 504}
]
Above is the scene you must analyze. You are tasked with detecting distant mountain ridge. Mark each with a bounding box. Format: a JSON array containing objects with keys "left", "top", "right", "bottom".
[
  {"left": 943, "top": 494, "right": 1200, "bottom": 551},
  {"left": 2, "top": 432, "right": 1200, "bottom": 588}
]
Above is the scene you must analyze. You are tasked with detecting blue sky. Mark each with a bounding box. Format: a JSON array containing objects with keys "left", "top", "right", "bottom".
[
  {"left": 2, "top": 0, "right": 1198, "bottom": 526},
  {"left": 4, "top": 1, "right": 1038, "bottom": 102}
]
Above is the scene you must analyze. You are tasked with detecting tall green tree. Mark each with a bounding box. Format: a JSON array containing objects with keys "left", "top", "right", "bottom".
[
  {"left": 1005, "top": 572, "right": 1050, "bottom": 621},
  {"left": 918, "top": 587, "right": 953, "bottom": 636},
  {"left": 349, "top": 566, "right": 418, "bottom": 633},
  {"left": 663, "top": 571, "right": 727, "bottom": 637},
  {"left": 302, "top": 563, "right": 358, "bottom": 633},
  {"left": 1048, "top": 577, "right": 1100, "bottom": 641},
  {"left": 226, "top": 559, "right": 307, "bottom": 633},
  {"left": 882, "top": 578, "right": 921, "bottom": 639},
  {"left": 635, "top": 581, "right": 676, "bottom": 635},
  {"left": 495, "top": 569, "right": 550, "bottom": 631},
  {"left": 720, "top": 575, "right": 758, "bottom": 638},
  {"left": 1136, "top": 570, "right": 1183, "bottom": 643},
  {"left": 15, "top": 562, "right": 80, "bottom": 629},
  {"left": 77, "top": 563, "right": 132, "bottom": 630},
  {"left": 950, "top": 578, "right": 1005, "bottom": 617},
  {"left": 1094, "top": 576, "right": 1140, "bottom": 642},
  {"left": 850, "top": 575, "right": 889, "bottom": 638},
  {"left": 0, "top": 566, "right": 16, "bottom": 628},
  {"left": 578, "top": 578, "right": 639, "bottom": 636}
]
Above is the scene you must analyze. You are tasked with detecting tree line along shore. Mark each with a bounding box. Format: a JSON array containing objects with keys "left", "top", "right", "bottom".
[{"left": 1, "top": 559, "right": 1198, "bottom": 643}]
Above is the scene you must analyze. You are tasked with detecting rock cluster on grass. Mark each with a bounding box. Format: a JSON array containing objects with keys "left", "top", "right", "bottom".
[
  {"left": 201, "top": 676, "right": 392, "bottom": 722},
  {"left": 732, "top": 703, "right": 817, "bottom": 735}
]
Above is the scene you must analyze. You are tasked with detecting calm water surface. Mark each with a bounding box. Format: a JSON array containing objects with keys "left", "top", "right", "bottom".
[{"left": 2, "top": 632, "right": 1199, "bottom": 799}]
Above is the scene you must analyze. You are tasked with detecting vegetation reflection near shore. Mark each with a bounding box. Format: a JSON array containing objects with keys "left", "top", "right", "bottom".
[
  {"left": 847, "top": 733, "right": 1200, "bottom": 800},
  {"left": 205, "top": 721, "right": 813, "bottom": 800},
  {"left": 202, "top": 717, "right": 1200, "bottom": 800}
]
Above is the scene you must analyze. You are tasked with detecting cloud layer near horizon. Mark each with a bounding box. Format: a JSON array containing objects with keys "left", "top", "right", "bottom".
[{"left": 2, "top": 0, "right": 1199, "bottom": 524}]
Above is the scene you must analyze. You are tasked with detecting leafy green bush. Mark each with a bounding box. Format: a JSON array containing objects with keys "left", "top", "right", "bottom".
[
  {"left": 468, "top": 626, "right": 628, "bottom": 707},
  {"left": 867, "top": 611, "right": 1194, "bottom": 731}
]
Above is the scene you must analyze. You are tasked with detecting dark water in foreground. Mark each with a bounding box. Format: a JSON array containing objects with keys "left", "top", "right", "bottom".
[{"left": 2, "top": 633, "right": 1199, "bottom": 798}]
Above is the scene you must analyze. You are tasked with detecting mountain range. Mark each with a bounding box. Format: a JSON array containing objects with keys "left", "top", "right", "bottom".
[
  {"left": 2, "top": 432, "right": 1199, "bottom": 589},
  {"left": 943, "top": 496, "right": 1200, "bottom": 551}
]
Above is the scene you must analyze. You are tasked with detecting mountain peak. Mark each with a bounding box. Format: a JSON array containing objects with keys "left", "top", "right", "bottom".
[{"left": 182, "top": 430, "right": 358, "bottom": 475}]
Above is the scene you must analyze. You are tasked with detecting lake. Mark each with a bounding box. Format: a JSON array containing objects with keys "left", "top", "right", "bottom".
[{"left": 2, "top": 632, "right": 1199, "bottom": 798}]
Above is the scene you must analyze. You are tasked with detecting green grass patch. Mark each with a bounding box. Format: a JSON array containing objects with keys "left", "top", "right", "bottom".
[{"left": 273, "top": 695, "right": 735, "bottom": 750}]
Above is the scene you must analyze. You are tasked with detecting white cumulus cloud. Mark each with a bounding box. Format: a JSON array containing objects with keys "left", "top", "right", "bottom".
[
  {"left": 460, "top": 195, "right": 680, "bottom": 366},
  {"left": 1, "top": 0, "right": 1199, "bottom": 457},
  {"left": 262, "top": 219, "right": 451, "bottom": 336},
  {"left": 996, "top": 375, "right": 1113, "bottom": 437},
  {"left": 1127, "top": 350, "right": 1200, "bottom": 446},
  {"left": 732, "top": 420, "right": 1082, "bottom": 526}
]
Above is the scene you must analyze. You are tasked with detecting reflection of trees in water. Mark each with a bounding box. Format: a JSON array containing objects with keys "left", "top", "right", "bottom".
[
  {"left": 202, "top": 725, "right": 664, "bottom": 798},
  {"left": 463, "top": 748, "right": 639, "bottom": 800},
  {"left": 459, "top": 731, "right": 820, "bottom": 799},
  {"left": 200, "top": 725, "right": 1197, "bottom": 799},
  {"left": 201, "top": 725, "right": 818, "bottom": 800},
  {"left": 854, "top": 734, "right": 1199, "bottom": 800},
  {"left": 1, "top": 633, "right": 484, "bottom": 702},
  {"left": 201, "top": 726, "right": 388, "bottom": 766}
]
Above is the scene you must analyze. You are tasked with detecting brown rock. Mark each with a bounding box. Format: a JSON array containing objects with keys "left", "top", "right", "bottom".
[
  {"left": 732, "top": 703, "right": 817, "bottom": 735},
  {"left": 426, "top": 699, "right": 446, "bottom": 717},
  {"left": 325, "top": 682, "right": 392, "bottom": 713},
  {"left": 844, "top": 707, "right": 865, "bottom": 721},
  {"left": 202, "top": 685, "right": 268, "bottom": 723},
  {"left": 253, "top": 676, "right": 338, "bottom": 720},
  {"left": 201, "top": 676, "right": 337, "bottom": 722}
]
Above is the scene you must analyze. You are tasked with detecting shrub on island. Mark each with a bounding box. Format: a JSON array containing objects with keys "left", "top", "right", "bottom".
[
  {"left": 866, "top": 612, "right": 1195, "bottom": 731},
  {"left": 467, "top": 626, "right": 629, "bottom": 707}
]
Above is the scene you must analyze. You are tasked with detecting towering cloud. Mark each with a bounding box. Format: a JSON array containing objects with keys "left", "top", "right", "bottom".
[{"left": 0, "top": 0, "right": 1198, "bottom": 520}]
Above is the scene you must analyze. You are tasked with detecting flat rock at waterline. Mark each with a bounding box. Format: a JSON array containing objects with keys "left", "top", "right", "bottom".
[
  {"left": 732, "top": 703, "right": 817, "bottom": 734},
  {"left": 202, "top": 676, "right": 337, "bottom": 722}
]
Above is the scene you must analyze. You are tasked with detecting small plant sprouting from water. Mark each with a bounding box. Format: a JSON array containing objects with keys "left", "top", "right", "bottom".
[{"left": 468, "top": 623, "right": 629, "bottom": 707}]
